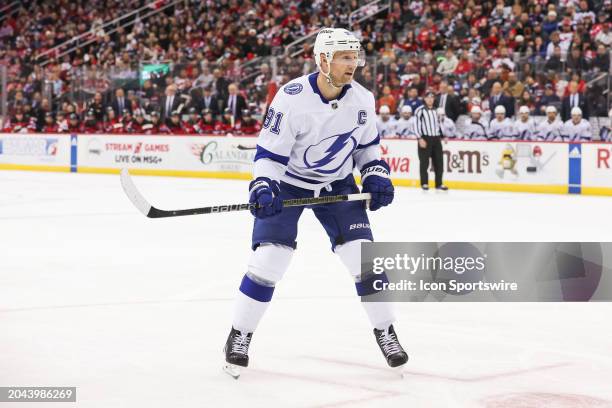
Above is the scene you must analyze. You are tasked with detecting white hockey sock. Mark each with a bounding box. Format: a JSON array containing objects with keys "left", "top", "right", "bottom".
[
  {"left": 232, "top": 291, "right": 271, "bottom": 333},
  {"left": 361, "top": 301, "right": 395, "bottom": 331}
]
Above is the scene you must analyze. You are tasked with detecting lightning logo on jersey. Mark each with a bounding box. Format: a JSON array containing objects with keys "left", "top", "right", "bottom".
[{"left": 302, "top": 128, "right": 358, "bottom": 174}]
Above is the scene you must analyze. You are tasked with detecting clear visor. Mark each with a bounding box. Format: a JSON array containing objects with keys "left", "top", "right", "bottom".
[{"left": 331, "top": 49, "right": 367, "bottom": 68}]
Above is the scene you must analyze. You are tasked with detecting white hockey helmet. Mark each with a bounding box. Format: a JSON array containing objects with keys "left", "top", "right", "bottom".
[
  {"left": 436, "top": 107, "right": 445, "bottom": 116},
  {"left": 519, "top": 105, "right": 530, "bottom": 114},
  {"left": 545, "top": 105, "right": 557, "bottom": 113},
  {"left": 571, "top": 106, "right": 582, "bottom": 116},
  {"left": 379, "top": 105, "right": 391, "bottom": 114},
  {"left": 471, "top": 105, "right": 482, "bottom": 114},
  {"left": 494, "top": 105, "right": 506, "bottom": 114},
  {"left": 313, "top": 28, "right": 366, "bottom": 70},
  {"left": 401, "top": 105, "right": 412, "bottom": 114}
]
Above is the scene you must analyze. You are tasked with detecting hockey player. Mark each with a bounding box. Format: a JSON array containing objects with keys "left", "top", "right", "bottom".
[
  {"left": 144, "top": 111, "right": 161, "bottom": 134},
  {"left": 80, "top": 110, "right": 101, "bottom": 133},
  {"left": 215, "top": 108, "right": 236, "bottom": 135},
  {"left": 487, "top": 105, "right": 515, "bottom": 140},
  {"left": 599, "top": 109, "right": 612, "bottom": 142},
  {"left": 394, "top": 105, "right": 417, "bottom": 139},
  {"left": 121, "top": 109, "right": 134, "bottom": 133},
  {"left": 514, "top": 106, "right": 538, "bottom": 141},
  {"left": 41, "top": 112, "right": 59, "bottom": 133},
  {"left": 376, "top": 105, "right": 396, "bottom": 138},
  {"left": 3, "top": 108, "right": 32, "bottom": 133},
  {"left": 67, "top": 113, "right": 81, "bottom": 133},
  {"left": 562, "top": 107, "right": 592, "bottom": 142},
  {"left": 536, "top": 106, "right": 563, "bottom": 141},
  {"left": 130, "top": 110, "right": 150, "bottom": 133},
  {"left": 183, "top": 107, "right": 199, "bottom": 134},
  {"left": 164, "top": 111, "right": 185, "bottom": 135},
  {"left": 104, "top": 107, "right": 121, "bottom": 133},
  {"left": 198, "top": 109, "right": 216, "bottom": 134},
  {"left": 223, "top": 27, "right": 407, "bottom": 379},
  {"left": 437, "top": 108, "right": 457, "bottom": 138},
  {"left": 56, "top": 112, "right": 69, "bottom": 133},
  {"left": 236, "top": 109, "right": 262, "bottom": 135},
  {"left": 462, "top": 106, "right": 488, "bottom": 140}
]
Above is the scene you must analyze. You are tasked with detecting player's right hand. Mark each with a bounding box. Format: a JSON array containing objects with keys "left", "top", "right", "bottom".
[
  {"left": 418, "top": 138, "right": 427, "bottom": 148},
  {"left": 248, "top": 177, "right": 283, "bottom": 219}
]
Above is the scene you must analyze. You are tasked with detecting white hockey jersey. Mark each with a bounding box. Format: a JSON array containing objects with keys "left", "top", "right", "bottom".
[
  {"left": 536, "top": 119, "right": 563, "bottom": 141},
  {"left": 514, "top": 118, "right": 538, "bottom": 141},
  {"left": 376, "top": 117, "right": 397, "bottom": 138},
  {"left": 394, "top": 117, "right": 417, "bottom": 139},
  {"left": 488, "top": 118, "right": 516, "bottom": 140},
  {"left": 562, "top": 119, "right": 592, "bottom": 142},
  {"left": 253, "top": 72, "right": 381, "bottom": 190},
  {"left": 440, "top": 117, "right": 457, "bottom": 138},
  {"left": 462, "top": 118, "right": 488, "bottom": 140}
]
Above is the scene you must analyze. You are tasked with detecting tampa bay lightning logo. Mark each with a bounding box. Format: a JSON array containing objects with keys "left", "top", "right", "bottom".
[
  {"left": 302, "top": 127, "right": 358, "bottom": 174},
  {"left": 284, "top": 83, "right": 303, "bottom": 95}
]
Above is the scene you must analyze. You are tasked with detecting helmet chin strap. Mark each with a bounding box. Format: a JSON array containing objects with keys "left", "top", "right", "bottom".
[
  {"left": 320, "top": 55, "right": 349, "bottom": 89},
  {"left": 320, "top": 66, "right": 344, "bottom": 89}
]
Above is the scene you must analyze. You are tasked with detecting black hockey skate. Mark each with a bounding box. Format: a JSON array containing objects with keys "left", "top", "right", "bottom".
[
  {"left": 223, "top": 327, "right": 252, "bottom": 379},
  {"left": 374, "top": 325, "right": 408, "bottom": 368}
]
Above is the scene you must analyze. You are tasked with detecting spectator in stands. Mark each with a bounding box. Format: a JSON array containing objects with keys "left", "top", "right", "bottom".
[
  {"left": 503, "top": 72, "right": 525, "bottom": 100},
  {"left": 212, "top": 69, "right": 230, "bottom": 101},
  {"left": 402, "top": 87, "right": 423, "bottom": 114},
  {"left": 566, "top": 46, "right": 590, "bottom": 73},
  {"left": 436, "top": 49, "right": 458, "bottom": 76},
  {"left": 489, "top": 82, "right": 515, "bottom": 118},
  {"left": 561, "top": 81, "right": 589, "bottom": 121},
  {"left": 435, "top": 81, "right": 461, "bottom": 122},
  {"left": 225, "top": 83, "right": 247, "bottom": 121},
  {"left": 592, "top": 44, "right": 610, "bottom": 73},
  {"left": 544, "top": 46, "right": 564, "bottom": 72},
  {"left": 378, "top": 85, "right": 397, "bottom": 114},
  {"left": 536, "top": 85, "right": 561, "bottom": 115}
]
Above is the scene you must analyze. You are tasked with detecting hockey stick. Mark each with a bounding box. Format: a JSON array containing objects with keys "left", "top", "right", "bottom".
[{"left": 120, "top": 169, "right": 371, "bottom": 219}]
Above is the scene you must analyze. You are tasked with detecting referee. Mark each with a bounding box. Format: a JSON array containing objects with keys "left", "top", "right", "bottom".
[{"left": 415, "top": 91, "right": 448, "bottom": 191}]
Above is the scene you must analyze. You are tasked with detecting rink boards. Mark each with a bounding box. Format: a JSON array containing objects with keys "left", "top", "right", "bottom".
[{"left": 1, "top": 133, "right": 611, "bottom": 196}]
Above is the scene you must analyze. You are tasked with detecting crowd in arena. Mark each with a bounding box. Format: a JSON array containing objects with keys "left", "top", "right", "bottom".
[{"left": 0, "top": 0, "right": 610, "bottom": 140}]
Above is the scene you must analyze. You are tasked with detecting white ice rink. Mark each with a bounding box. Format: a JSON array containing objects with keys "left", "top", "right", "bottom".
[{"left": 1, "top": 170, "right": 612, "bottom": 408}]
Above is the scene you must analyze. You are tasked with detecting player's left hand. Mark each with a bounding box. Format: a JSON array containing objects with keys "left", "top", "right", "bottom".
[{"left": 360, "top": 160, "right": 394, "bottom": 211}]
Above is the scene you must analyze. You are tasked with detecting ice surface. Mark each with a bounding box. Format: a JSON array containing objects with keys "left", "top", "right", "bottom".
[{"left": 1, "top": 171, "right": 611, "bottom": 408}]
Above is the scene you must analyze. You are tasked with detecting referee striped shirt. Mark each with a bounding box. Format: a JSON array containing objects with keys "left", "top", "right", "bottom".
[{"left": 414, "top": 105, "right": 441, "bottom": 138}]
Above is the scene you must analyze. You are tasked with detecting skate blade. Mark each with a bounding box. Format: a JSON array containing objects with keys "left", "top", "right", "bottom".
[
  {"left": 223, "top": 363, "right": 242, "bottom": 379},
  {"left": 394, "top": 364, "right": 408, "bottom": 379}
]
